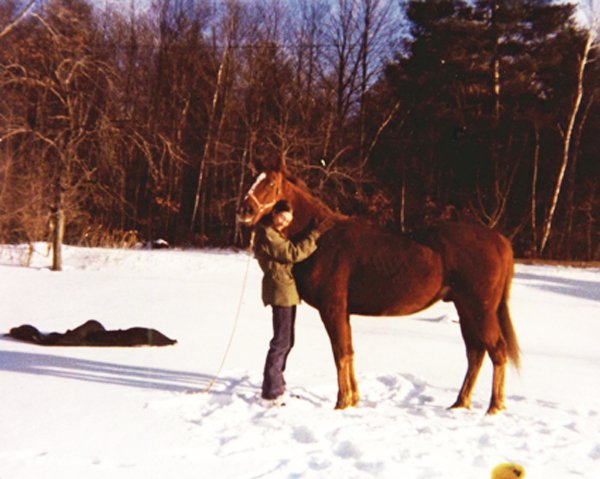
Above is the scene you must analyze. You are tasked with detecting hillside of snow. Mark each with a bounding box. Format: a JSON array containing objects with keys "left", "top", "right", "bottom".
[{"left": 1, "top": 244, "right": 599, "bottom": 479}]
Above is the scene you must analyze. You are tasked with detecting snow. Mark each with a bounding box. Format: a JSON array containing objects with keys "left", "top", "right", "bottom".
[{"left": 1, "top": 244, "right": 599, "bottom": 479}]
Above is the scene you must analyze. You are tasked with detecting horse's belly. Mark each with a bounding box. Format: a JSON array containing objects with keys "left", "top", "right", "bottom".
[
  {"left": 348, "top": 287, "right": 442, "bottom": 316},
  {"left": 347, "top": 256, "right": 444, "bottom": 316}
]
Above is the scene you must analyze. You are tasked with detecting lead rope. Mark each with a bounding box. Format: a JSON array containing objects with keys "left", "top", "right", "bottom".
[{"left": 202, "top": 229, "right": 256, "bottom": 394}]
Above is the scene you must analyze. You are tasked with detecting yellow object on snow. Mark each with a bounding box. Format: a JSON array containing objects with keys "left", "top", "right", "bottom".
[{"left": 491, "top": 463, "right": 525, "bottom": 479}]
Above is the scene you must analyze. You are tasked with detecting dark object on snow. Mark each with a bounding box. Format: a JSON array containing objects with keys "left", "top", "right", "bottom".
[
  {"left": 146, "top": 238, "right": 170, "bottom": 249},
  {"left": 6, "top": 320, "right": 177, "bottom": 347}
]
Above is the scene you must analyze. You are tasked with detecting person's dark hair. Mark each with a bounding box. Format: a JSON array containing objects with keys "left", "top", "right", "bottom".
[{"left": 273, "top": 200, "right": 293, "bottom": 214}]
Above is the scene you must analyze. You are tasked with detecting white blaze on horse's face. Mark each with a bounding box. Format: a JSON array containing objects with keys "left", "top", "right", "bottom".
[
  {"left": 236, "top": 171, "right": 281, "bottom": 225},
  {"left": 247, "top": 172, "right": 267, "bottom": 198}
]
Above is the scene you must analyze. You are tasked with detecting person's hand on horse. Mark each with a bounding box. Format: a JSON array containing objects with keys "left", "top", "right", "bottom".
[
  {"left": 315, "top": 218, "right": 335, "bottom": 234},
  {"left": 305, "top": 217, "right": 317, "bottom": 231}
]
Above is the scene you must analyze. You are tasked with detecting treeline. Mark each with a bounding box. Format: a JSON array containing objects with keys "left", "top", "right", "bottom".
[{"left": 0, "top": 0, "right": 598, "bottom": 260}]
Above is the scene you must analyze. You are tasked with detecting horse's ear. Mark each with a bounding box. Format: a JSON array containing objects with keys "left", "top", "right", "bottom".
[{"left": 253, "top": 158, "right": 267, "bottom": 174}]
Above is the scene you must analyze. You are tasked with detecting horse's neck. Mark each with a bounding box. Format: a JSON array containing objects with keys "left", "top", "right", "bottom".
[{"left": 283, "top": 180, "right": 341, "bottom": 236}]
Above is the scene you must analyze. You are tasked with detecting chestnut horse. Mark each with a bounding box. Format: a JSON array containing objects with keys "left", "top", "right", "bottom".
[{"left": 237, "top": 170, "right": 519, "bottom": 414}]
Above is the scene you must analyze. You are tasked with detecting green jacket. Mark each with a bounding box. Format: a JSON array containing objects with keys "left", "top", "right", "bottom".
[{"left": 253, "top": 223, "right": 320, "bottom": 307}]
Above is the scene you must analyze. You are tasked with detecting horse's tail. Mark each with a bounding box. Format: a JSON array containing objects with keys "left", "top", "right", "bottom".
[{"left": 498, "top": 251, "right": 520, "bottom": 369}]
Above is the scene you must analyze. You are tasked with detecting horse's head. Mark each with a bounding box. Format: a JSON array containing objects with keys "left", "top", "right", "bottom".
[{"left": 237, "top": 170, "right": 285, "bottom": 226}]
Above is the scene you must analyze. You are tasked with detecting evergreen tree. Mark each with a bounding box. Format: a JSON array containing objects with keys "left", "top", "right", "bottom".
[{"left": 371, "top": 0, "right": 584, "bottom": 245}]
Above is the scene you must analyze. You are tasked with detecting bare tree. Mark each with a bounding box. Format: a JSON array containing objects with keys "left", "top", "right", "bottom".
[
  {"left": 190, "top": 20, "right": 234, "bottom": 234},
  {"left": 0, "top": 0, "right": 136, "bottom": 264},
  {"left": 356, "top": 0, "right": 398, "bottom": 156},
  {"left": 540, "top": 8, "right": 598, "bottom": 253}
]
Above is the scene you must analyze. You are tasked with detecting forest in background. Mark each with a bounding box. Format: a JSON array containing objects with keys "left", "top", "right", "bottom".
[{"left": 0, "top": 0, "right": 598, "bottom": 261}]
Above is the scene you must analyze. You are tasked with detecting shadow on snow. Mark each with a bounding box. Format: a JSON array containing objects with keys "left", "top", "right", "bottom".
[
  {"left": 0, "top": 345, "right": 256, "bottom": 395},
  {"left": 515, "top": 270, "right": 600, "bottom": 303}
]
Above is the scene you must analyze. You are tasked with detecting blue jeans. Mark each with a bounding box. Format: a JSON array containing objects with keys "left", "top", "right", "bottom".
[{"left": 262, "top": 305, "right": 297, "bottom": 399}]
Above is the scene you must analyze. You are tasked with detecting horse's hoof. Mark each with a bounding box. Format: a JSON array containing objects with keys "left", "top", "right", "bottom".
[
  {"left": 486, "top": 404, "right": 506, "bottom": 415},
  {"left": 448, "top": 400, "right": 471, "bottom": 410},
  {"left": 335, "top": 396, "right": 354, "bottom": 409},
  {"left": 335, "top": 397, "right": 359, "bottom": 409}
]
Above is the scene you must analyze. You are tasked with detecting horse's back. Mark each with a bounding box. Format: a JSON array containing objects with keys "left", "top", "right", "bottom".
[{"left": 296, "top": 221, "right": 445, "bottom": 315}]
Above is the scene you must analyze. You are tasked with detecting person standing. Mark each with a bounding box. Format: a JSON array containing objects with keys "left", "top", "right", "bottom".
[{"left": 253, "top": 200, "right": 329, "bottom": 404}]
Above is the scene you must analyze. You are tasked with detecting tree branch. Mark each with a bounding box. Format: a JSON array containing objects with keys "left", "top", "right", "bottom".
[{"left": 0, "top": 0, "right": 36, "bottom": 39}]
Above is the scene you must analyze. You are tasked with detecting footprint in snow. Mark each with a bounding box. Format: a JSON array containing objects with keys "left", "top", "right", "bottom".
[
  {"left": 335, "top": 440, "right": 362, "bottom": 459},
  {"left": 292, "top": 425, "right": 317, "bottom": 444},
  {"left": 589, "top": 444, "right": 600, "bottom": 460}
]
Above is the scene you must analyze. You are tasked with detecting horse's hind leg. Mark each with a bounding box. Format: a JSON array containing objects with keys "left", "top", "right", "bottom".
[
  {"left": 450, "top": 305, "right": 485, "bottom": 410},
  {"left": 450, "top": 342, "right": 485, "bottom": 410},
  {"left": 452, "top": 299, "right": 508, "bottom": 414},
  {"left": 485, "top": 331, "right": 508, "bottom": 415}
]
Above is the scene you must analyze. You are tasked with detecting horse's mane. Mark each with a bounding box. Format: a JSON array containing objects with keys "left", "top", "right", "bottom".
[
  {"left": 284, "top": 171, "right": 459, "bottom": 237},
  {"left": 283, "top": 172, "right": 343, "bottom": 219},
  {"left": 284, "top": 174, "right": 307, "bottom": 188}
]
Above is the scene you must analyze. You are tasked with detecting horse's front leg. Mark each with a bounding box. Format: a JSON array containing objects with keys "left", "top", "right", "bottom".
[{"left": 319, "top": 305, "right": 359, "bottom": 409}]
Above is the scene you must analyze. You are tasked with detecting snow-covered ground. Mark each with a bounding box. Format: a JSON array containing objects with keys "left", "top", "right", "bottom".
[{"left": 1, "top": 244, "right": 599, "bottom": 479}]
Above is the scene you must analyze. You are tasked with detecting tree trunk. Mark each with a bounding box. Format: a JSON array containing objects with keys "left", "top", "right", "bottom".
[
  {"left": 399, "top": 168, "right": 406, "bottom": 233},
  {"left": 585, "top": 185, "right": 596, "bottom": 260},
  {"left": 531, "top": 123, "right": 540, "bottom": 257},
  {"left": 50, "top": 200, "right": 65, "bottom": 272},
  {"left": 190, "top": 38, "right": 231, "bottom": 235},
  {"left": 539, "top": 30, "right": 595, "bottom": 254},
  {"left": 490, "top": 1, "right": 501, "bottom": 123}
]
